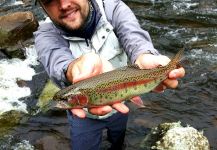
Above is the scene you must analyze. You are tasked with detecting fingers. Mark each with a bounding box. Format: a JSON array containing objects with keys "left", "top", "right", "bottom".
[
  {"left": 88, "top": 106, "right": 113, "bottom": 116},
  {"left": 71, "top": 106, "right": 113, "bottom": 118},
  {"left": 71, "top": 53, "right": 102, "bottom": 83},
  {"left": 71, "top": 103, "right": 129, "bottom": 118},
  {"left": 72, "top": 63, "right": 101, "bottom": 83},
  {"left": 162, "top": 67, "right": 185, "bottom": 89},
  {"left": 169, "top": 67, "right": 185, "bottom": 79},
  {"left": 163, "top": 79, "right": 179, "bottom": 89},
  {"left": 135, "top": 54, "right": 171, "bottom": 69},
  {"left": 156, "top": 55, "right": 171, "bottom": 67},
  {"left": 153, "top": 79, "right": 178, "bottom": 92},
  {"left": 70, "top": 53, "right": 114, "bottom": 83},
  {"left": 112, "top": 103, "right": 129, "bottom": 114},
  {"left": 71, "top": 63, "right": 81, "bottom": 83},
  {"left": 88, "top": 103, "right": 129, "bottom": 116},
  {"left": 153, "top": 67, "right": 185, "bottom": 92},
  {"left": 71, "top": 109, "right": 86, "bottom": 118}
]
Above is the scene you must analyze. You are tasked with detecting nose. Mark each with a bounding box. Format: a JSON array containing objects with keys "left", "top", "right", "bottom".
[{"left": 59, "top": 0, "right": 71, "bottom": 10}]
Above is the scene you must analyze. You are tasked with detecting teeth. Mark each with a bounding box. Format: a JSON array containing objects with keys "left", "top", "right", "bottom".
[{"left": 66, "top": 9, "right": 77, "bottom": 17}]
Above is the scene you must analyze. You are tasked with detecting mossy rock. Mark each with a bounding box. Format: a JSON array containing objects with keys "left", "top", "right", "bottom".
[
  {"left": 0, "top": 110, "right": 28, "bottom": 137},
  {"left": 140, "top": 122, "right": 210, "bottom": 150}
]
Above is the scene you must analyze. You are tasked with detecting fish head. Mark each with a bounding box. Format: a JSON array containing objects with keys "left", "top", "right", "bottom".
[
  {"left": 53, "top": 87, "right": 81, "bottom": 101},
  {"left": 53, "top": 88, "right": 88, "bottom": 108}
]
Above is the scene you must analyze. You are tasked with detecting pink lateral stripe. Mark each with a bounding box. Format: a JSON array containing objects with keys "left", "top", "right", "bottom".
[{"left": 96, "top": 79, "right": 153, "bottom": 93}]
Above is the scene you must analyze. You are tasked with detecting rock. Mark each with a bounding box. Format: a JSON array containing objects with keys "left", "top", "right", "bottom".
[
  {"left": 0, "top": 110, "right": 28, "bottom": 136},
  {"left": 22, "top": 0, "right": 32, "bottom": 7},
  {"left": 0, "top": 51, "right": 7, "bottom": 59},
  {"left": 35, "top": 135, "right": 71, "bottom": 150},
  {"left": 0, "top": 0, "right": 6, "bottom": 6},
  {"left": 198, "top": 0, "right": 217, "bottom": 10},
  {"left": 140, "top": 122, "right": 210, "bottom": 150},
  {"left": 21, "top": 63, "right": 49, "bottom": 113},
  {"left": 0, "top": 11, "right": 38, "bottom": 58},
  {"left": 0, "top": 0, "right": 45, "bottom": 21}
]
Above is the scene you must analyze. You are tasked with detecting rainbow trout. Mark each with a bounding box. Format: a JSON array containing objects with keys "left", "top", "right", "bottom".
[{"left": 52, "top": 49, "right": 184, "bottom": 109}]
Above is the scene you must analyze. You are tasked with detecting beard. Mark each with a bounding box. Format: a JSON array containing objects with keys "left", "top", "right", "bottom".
[
  {"left": 55, "top": 3, "right": 90, "bottom": 32},
  {"left": 60, "top": 13, "right": 88, "bottom": 31}
]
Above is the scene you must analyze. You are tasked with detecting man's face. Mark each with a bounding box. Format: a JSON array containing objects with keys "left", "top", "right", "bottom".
[{"left": 40, "top": 0, "right": 90, "bottom": 30}]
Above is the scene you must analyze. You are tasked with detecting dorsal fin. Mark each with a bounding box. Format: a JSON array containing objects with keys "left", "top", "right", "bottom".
[
  {"left": 127, "top": 64, "right": 141, "bottom": 69},
  {"left": 166, "top": 48, "right": 184, "bottom": 69},
  {"left": 118, "top": 65, "right": 139, "bottom": 71},
  {"left": 128, "top": 64, "right": 140, "bottom": 69}
]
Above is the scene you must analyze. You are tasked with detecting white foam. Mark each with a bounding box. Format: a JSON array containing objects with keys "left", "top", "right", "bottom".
[
  {"left": 0, "top": 45, "right": 38, "bottom": 115},
  {"left": 11, "top": 0, "right": 24, "bottom": 5},
  {"left": 185, "top": 36, "right": 200, "bottom": 43},
  {"left": 12, "top": 140, "right": 34, "bottom": 150},
  {"left": 0, "top": 135, "right": 34, "bottom": 150},
  {"left": 166, "top": 28, "right": 187, "bottom": 37},
  {"left": 189, "top": 49, "right": 217, "bottom": 63},
  {"left": 172, "top": 1, "right": 199, "bottom": 13}
]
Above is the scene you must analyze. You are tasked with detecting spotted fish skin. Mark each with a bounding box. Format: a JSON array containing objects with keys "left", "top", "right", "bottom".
[{"left": 52, "top": 49, "right": 184, "bottom": 109}]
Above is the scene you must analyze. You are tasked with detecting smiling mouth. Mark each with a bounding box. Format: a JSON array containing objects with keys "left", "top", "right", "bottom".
[{"left": 60, "top": 9, "right": 78, "bottom": 20}]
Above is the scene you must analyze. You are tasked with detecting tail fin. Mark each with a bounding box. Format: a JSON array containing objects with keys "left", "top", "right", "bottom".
[{"left": 167, "top": 48, "right": 184, "bottom": 69}]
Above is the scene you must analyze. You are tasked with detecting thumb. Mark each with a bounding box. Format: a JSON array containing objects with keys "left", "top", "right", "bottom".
[
  {"left": 101, "top": 59, "right": 114, "bottom": 73},
  {"left": 71, "top": 64, "right": 81, "bottom": 83},
  {"left": 72, "top": 62, "right": 101, "bottom": 83}
]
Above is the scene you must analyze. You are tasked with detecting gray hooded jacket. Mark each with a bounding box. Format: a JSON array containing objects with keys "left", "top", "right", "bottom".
[{"left": 34, "top": 0, "right": 159, "bottom": 88}]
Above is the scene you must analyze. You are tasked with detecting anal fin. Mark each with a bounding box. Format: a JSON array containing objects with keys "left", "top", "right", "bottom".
[{"left": 130, "top": 96, "right": 145, "bottom": 108}]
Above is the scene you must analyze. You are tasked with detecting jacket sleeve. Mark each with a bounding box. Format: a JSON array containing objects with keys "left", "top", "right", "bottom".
[
  {"left": 34, "top": 23, "right": 72, "bottom": 88},
  {"left": 104, "top": 0, "right": 160, "bottom": 63}
]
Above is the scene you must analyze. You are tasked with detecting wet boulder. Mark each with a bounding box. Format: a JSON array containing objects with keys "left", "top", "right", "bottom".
[
  {"left": 0, "top": 11, "right": 38, "bottom": 58},
  {"left": 22, "top": 0, "right": 32, "bottom": 7},
  {"left": 0, "top": 51, "right": 7, "bottom": 59},
  {"left": 0, "top": 110, "right": 28, "bottom": 136},
  {"left": 140, "top": 122, "right": 210, "bottom": 150}
]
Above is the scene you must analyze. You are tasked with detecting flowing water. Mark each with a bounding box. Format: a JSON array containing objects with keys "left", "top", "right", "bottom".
[{"left": 0, "top": 0, "right": 217, "bottom": 149}]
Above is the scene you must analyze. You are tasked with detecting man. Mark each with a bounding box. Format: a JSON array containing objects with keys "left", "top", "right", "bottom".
[{"left": 34, "top": 0, "right": 185, "bottom": 149}]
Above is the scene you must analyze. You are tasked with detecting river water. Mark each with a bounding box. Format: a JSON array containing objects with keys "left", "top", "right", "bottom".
[{"left": 0, "top": 0, "right": 217, "bottom": 149}]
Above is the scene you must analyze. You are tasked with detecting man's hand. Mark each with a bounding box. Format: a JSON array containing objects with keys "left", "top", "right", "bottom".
[
  {"left": 66, "top": 52, "right": 129, "bottom": 118},
  {"left": 135, "top": 53, "right": 185, "bottom": 92}
]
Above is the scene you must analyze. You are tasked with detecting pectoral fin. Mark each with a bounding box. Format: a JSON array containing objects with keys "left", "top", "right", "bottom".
[{"left": 130, "top": 96, "right": 145, "bottom": 108}]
